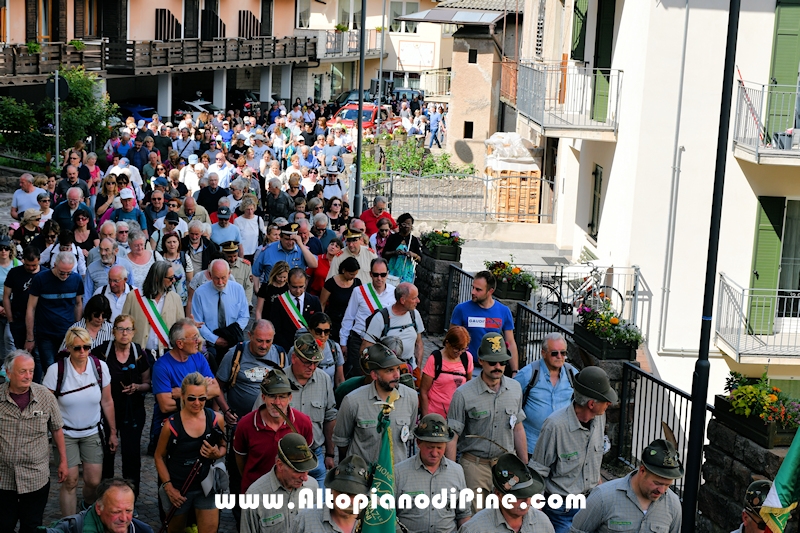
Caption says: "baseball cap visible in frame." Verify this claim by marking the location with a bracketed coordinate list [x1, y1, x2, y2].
[119, 188, 134, 200]
[217, 206, 232, 220]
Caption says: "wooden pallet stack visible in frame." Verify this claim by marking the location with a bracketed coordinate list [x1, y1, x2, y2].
[492, 169, 542, 223]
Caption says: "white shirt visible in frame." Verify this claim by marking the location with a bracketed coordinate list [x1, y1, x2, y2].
[180, 167, 200, 195]
[364, 306, 425, 369]
[339, 282, 396, 345]
[94, 283, 131, 322]
[208, 162, 236, 188]
[43, 358, 111, 438]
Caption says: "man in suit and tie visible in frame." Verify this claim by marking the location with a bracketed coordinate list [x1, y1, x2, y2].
[271, 267, 322, 352]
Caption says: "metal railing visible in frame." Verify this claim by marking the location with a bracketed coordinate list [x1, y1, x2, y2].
[514, 302, 574, 367]
[530, 263, 643, 329]
[733, 81, 800, 156]
[715, 273, 800, 358]
[362, 171, 555, 223]
[516, 61, 623, 132]
[320, 29, 380, 58]
[420, 69, 451, 97]
[444, 266, 474, 326]
[104, 36, 315, 73]
[617, 362, 714, 499]
[500, 57, 518, 104]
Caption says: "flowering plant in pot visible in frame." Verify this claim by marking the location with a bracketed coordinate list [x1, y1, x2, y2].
[573, 299, 642, 360]
[421, 228, 463, 261]
[484, 257, 537, 299]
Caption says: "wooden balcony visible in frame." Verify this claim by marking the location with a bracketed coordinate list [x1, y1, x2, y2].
[104, 36, 317, 75]
[0, 42, 105, 85]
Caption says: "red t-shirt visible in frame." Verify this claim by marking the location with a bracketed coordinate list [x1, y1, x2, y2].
[308, 254, 331, 296]
[233, 406, 313, 492]
[359, 209, 397, 236]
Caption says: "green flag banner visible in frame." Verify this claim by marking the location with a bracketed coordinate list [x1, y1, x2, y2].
[761, 431, 800, 533]
[363, 408, 396, 533]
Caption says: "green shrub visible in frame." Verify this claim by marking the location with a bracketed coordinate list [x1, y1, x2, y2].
[68, 40, 86, 51]
[25, 42, 41, 54]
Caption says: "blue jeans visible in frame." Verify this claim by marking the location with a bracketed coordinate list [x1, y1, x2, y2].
[429, 127, 441, 148]
[36, 333, 61, 382]
[308, 446, 327, 489]
[543, 497, 581, 533]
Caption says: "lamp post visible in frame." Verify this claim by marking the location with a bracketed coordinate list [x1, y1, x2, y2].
[353, 0, 368, 216]
[681, 0, 741, 531]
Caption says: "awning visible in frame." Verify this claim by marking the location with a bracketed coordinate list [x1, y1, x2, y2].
[396, 8, 506, 25]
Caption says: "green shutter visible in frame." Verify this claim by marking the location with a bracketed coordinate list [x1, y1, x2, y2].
[571, 0, 588, 61]
[767, 1, 800, 137]
[748, 196, 785, 335]
[591, 0, 614, 123]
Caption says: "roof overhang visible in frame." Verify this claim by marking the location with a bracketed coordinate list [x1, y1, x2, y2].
[396, 8, 507, 25]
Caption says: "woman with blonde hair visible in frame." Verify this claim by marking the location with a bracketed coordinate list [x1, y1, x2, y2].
[95, 175, 119, 218]
[43, 327, 117, 515]
[155, 371, 225, 533]
[254, 261, 290, 321]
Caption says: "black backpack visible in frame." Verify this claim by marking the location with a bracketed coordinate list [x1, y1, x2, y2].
[522, 362, 577, 407]
[431, 349, 470, 381]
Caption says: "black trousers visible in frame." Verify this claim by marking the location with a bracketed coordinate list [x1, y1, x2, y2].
[0, 481, 50, 533]
[344, 331, 365, 379]
[103, 400, 147, 497]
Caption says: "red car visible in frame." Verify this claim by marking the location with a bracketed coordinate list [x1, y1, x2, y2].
[333, 103, 399, 131]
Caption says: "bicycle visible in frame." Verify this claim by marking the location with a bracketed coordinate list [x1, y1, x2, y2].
[536, 262, 625, 321]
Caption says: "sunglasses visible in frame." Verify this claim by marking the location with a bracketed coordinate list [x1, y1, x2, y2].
[371, 272, 388, 278]
[71, 344, 92, 352]
[39, 199, 51, 202]
[117, 230, 129, 234]
[168, 204, 179, 208]
[106, 181, 116, 185]
[487, 360, 508, 367]
[46, 234, 57, 240]
[314, 327, 331, 336]
[0, 247, 11, 252]
[548, 350, 568, 357]
[186, 396, 207, 403]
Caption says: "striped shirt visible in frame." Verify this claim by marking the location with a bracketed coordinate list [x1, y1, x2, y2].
[59, 319, 115, 352]
[0, 382, 64, 493]
[570, 472, 681, 533]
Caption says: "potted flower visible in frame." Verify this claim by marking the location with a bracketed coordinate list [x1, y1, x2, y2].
[335, 23, 349, 33]
[393, 125, 407, 142]
[714, 372, 800, 449]
[574, 299, 643, 360]
[421, 228, 463, 261]
[376, 26, 387, 32]
[378, 132, 393, 147]
[484, 259, 537, 300]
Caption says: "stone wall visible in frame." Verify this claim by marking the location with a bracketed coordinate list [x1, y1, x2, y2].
[697, 419, 798, 533]
[415, 254, 461, 334]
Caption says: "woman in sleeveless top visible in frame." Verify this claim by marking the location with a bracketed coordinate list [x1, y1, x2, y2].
[155, 372, 225, 533]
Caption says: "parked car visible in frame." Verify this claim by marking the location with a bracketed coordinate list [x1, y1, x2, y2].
[228, 90, 262, 114]
[325, 89, 374, 118]
[392, 87, 424, 104]
[173, 99, 223, 123]
[116, 103, 163, 125]
[333, 103, 399, 131]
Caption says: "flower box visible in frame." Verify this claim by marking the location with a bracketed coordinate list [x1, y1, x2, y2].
[573, 322, 637, 361]
[378, 138, 391, 147]
[394, 132, 407, 143]
[714, 395, 798, 449]
[423, 244, 461, 262]
[494, 281, 532, 301]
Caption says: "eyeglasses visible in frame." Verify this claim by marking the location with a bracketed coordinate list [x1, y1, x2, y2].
[0, 247, 11, 252]
[548, 350, 568, 357]
[46, 234, 57, 240]
[71, 344, 92, 352]
[157, 167, 166, 171]
[39, 199, 51, 202]
[114, 327, 134, 333]
[164, 275, 177, 281]
[117, 230, 129, 234]
[371, 272, 388, 278]
[168, 203, 179, 208]
[299, 358, 319, 367]
[332, 203, 341, 207]
[487, 360, 508, 367]
[186, 396, 207, 403]
[106, 181, 116, 185]
[314, 327, 331, 336]
[179, 335, 200, 343]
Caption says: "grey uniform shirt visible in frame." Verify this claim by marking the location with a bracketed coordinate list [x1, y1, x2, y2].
[395, 454, 471, 533]
[292, 506, 353, 533]
[332, 382, 418, 464]
[458, 506, 554, 533]
[288, 366, 338, 449]
[216, 342, 285, 416]
[241, 468, 319, 533]
[447, 374, 526, 459]
[570, 472, 681, 533]
[530, 404, 605, 497]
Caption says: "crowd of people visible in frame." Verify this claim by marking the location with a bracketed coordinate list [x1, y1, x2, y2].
[0, 99, 711, 533]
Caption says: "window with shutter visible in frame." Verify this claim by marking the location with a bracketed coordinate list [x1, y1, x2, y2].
[767, 0, 800, 137]
[25, 0, 36, 43]
[260, 0, 272, 36]
[535, 0, 545, 59]
[571, 0, 588, 61]
[748, 196, 786, 334]
[591, 0, 615, 122]
[74, 0, 84, 38]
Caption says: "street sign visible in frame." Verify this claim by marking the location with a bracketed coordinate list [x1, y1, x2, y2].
[45, 77, 69, 100]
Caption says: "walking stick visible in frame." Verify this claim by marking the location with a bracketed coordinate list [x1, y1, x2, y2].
[158, 425, 225, 533]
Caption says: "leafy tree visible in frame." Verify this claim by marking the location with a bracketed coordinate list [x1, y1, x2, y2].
[0, 97, 49, 153]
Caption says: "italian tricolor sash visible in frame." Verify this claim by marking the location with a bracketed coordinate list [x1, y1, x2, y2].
[133, 288, 170, 347]
[278, 293, 308, 329]
[359, 283, 384, 314]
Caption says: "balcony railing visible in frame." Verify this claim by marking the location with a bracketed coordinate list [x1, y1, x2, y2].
[294, 29, 379, 59]
[732, 81, 800, 163]
[500, 57, 518, 104]
[0, 42, 104, 83]
[420, 68, 451, 98]
[516, 61, 623, 138]
[715, 273, 800, 359]
[104, 36, 316, 74]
